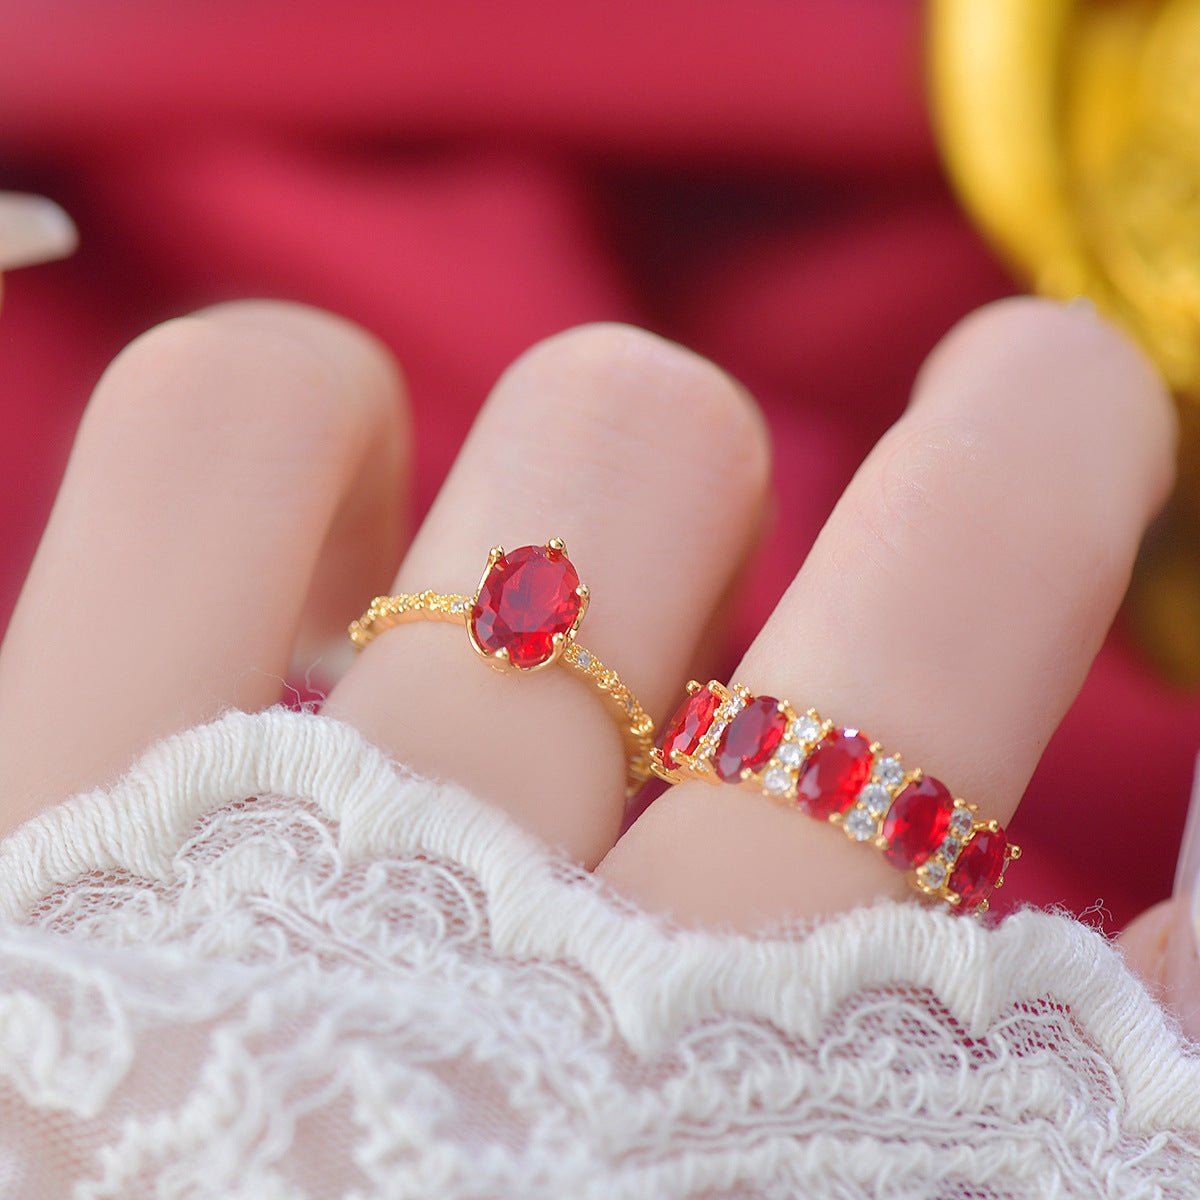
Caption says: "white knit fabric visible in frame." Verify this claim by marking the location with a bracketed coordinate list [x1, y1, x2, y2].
[1, 708, 1199, 1199]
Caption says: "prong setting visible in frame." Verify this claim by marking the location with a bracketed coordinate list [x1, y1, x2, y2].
[651, 679, 1021, 914]
[347, 538, 654, 800]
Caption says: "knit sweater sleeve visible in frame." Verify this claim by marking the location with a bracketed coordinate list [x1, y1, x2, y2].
[0, 707, 1197, 1199]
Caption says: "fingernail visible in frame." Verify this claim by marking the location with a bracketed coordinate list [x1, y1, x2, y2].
[0, 192, 78, 271]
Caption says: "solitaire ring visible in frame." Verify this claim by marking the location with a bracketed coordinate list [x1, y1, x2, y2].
[348, 538, 654, 797]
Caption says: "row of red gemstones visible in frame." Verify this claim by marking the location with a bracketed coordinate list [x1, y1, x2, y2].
[657, 684, 1014, 910]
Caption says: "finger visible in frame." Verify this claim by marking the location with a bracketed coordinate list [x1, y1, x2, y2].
[0, 301, 408, 834]
[600, 298, 1176, 926]
[324, 323, 770, 867]
[0, 191, 77, 277]
[1120, 763, 1200, 1042]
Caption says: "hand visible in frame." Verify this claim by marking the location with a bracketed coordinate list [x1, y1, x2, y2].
[0, 212, 1193, 1034]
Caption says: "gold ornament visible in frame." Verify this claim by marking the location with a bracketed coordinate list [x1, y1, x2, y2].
[928, 0, 1200, 684]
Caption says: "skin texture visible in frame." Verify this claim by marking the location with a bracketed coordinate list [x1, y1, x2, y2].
[322, 323, 771, 864]
[0, 284, 1196, 1038]
[0, 302, 407, 828]
[598, 299, 1177, 924]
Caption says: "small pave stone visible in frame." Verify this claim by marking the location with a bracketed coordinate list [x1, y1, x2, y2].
[576, 650, 592, 668]
[763, 766, 793, 796]
[919, 860, 947, 889]
[776, 741, 805, 769]
[873, 757, 905, 788]
[860, 784, 893, 816]
[790, 715, 822, 744]
[949, 807, 974, 838]
[845, 807, 877, 841]
[939, 836, 962, 860]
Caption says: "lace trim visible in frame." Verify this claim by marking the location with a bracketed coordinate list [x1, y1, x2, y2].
[1, 706, 1198, 1140]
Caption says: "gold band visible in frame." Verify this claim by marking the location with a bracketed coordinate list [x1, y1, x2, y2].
[348, 580, 654, 798]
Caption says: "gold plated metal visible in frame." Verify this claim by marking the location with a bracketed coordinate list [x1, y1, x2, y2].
[348, 539, 654, 798]
[654, 679, 1021, 913]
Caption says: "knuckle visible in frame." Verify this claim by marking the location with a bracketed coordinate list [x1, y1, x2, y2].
[853, 418, 982, 566]
[859, 411, 1124, 610]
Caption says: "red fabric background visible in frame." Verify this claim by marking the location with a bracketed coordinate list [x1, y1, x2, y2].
[0, 0, 1196, 929]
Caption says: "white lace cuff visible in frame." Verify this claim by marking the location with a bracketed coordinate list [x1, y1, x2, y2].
[1, 707, 1198, 1198]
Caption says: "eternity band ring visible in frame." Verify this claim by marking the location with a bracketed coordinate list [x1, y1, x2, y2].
[348, 538, 655, 797]
[653, 678, 1021, 913]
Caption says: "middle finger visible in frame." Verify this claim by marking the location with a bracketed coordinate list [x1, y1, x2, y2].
[324, 323, 770, 866]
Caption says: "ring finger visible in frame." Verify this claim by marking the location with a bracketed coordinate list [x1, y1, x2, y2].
[599, 299, 1177, 926]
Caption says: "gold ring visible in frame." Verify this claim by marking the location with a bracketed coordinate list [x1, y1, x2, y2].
[652, 679, 1021, 913]
[348, 538, 654, 797]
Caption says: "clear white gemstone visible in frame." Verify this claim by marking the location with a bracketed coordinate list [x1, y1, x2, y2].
[705, 721, 728, 745]
[845, 807, 877, 841]
[874, 756, 904, 787]
[949, 808, 973, 837]
[724, 695, 746, 717]
[939, 836, 962, 860]
[790, 714, 822, 744]
[576, 650, 592, 668]
[859, 784, 893, 816]
[450, 599, 465, 613]
[776, 741, 805, 769]
[920, 860, 947, 888]
[763, 766, 793, 796]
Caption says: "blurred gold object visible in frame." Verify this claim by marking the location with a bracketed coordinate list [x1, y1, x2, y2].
[928, 0, 1200, 685]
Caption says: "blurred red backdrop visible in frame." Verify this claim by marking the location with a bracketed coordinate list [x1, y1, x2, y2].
[0, 0, 1195, 929]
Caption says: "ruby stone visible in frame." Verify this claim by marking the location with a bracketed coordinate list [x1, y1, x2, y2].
[882, 776, 953, 869]
[469, 544, 582, 670]
[660, 686, 720, 769]
[714, 696, 786, 781]
[795, 729, 873, 819]
[948, 828, 1009, 908]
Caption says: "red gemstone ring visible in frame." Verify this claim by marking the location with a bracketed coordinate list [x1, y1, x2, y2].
[347, 538, 654, 797]
[652, 679, 1021, 913]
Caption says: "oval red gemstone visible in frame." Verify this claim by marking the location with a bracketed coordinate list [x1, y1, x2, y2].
[881, 776, 953, 869]
[948, 828, 1009, 908]
[659, 686, 720, 769]
[795, 728, 873, 819]
[714, 696, 786, 782]
[469, 544, 582, 670]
